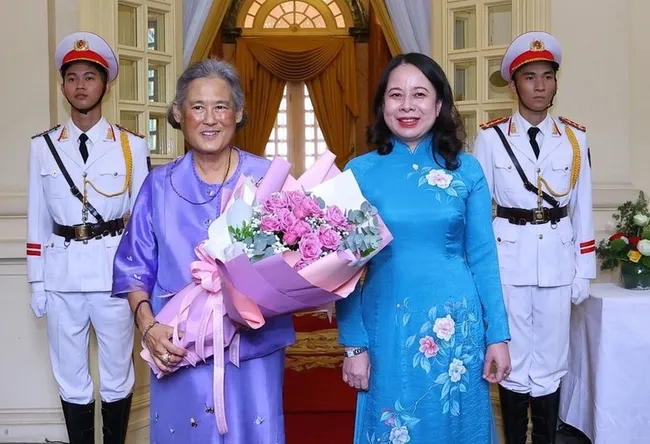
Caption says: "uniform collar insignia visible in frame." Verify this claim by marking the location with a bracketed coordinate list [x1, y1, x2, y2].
[551, 119, 562, 136]
[58, 125, 69, 142]
[105, 125, 116, 141]
[508, 118, 517, 136]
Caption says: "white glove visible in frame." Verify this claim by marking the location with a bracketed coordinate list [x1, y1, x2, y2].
[30, 290, 48, 318]
[571, 277, 590, 305]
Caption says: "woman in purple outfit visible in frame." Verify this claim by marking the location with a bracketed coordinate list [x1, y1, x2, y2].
[112, 59, 295, 443]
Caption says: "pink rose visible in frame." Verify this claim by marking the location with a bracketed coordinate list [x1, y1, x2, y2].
[283, 231, 299, 246]
[418, 336, 439, 358]
[285, 190, 306, 207]
[290, 220, 312, 238]
[324, 206, 348, 229]
[260, 215, 281, 233]
[262, 192, 290, 213]
[283, 220, 311, 245]
[317, 225, 341, 251]
[276, 208, 298, 231]
[299, 233, 323, 262]
[294, 196, 323, 219]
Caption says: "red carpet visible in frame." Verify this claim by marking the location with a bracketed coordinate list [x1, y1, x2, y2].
[284, 312, 357, 444]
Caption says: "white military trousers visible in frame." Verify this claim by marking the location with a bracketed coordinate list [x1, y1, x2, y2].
[499, 284, 572, 397]
[46, 291, 135, 404]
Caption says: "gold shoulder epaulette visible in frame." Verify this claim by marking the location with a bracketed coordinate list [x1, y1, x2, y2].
[479, 116, 509, 130]
[116, 124, 145, 139]
[31, 124, 61, 139]
[559, 116, 586, 132]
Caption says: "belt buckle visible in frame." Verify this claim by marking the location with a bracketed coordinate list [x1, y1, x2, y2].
[532, 208, 546, 224]
[74, 224, 92, 241]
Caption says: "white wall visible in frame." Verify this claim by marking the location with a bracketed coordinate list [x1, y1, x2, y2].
[549, 0, 645, 283]
[0, 1, 76, 441]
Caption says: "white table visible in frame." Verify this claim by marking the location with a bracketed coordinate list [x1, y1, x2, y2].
[560, 283, 650, 444]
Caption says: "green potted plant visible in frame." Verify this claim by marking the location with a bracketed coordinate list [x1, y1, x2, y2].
[597, 192, 650, 289]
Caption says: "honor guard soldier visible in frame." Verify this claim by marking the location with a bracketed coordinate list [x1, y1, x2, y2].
[26, 32, 150, 443]
[473, 32, 595, 444]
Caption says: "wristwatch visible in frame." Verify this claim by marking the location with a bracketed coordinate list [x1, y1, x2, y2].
[344, 346, 368, 358]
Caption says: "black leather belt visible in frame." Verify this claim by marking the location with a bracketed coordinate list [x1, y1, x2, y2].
[496, 205, 568, 225]
[53, 217, 127, 241]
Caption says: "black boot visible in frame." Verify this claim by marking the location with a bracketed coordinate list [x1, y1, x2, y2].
[101, 393, 132, 444]
[60, 399, 95, 444]
[530, 390, 560, 444]
[498, 385, 530, 444]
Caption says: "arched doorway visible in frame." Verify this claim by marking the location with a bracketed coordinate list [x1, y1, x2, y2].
[228, 2, 365, 442]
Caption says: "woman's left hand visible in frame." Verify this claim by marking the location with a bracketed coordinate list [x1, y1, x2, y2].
[482, 341, 511, 383]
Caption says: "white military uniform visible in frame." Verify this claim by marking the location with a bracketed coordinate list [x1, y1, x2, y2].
[474, 110, 596, 397]
[27, 117, 150, 404]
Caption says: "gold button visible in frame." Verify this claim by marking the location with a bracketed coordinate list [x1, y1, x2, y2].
[539, 234, 543, 239]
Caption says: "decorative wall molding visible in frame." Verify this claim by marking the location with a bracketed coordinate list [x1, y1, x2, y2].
[518, 0, 551, 33]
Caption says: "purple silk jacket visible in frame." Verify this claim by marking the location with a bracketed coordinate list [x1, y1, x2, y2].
[112, 148, 295, 362]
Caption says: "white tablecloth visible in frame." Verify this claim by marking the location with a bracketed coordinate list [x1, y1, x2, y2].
[560, 283, 650, 444]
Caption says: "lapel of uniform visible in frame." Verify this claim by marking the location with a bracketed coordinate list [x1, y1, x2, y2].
[56, 121, 85, 169]
[537, 116, 563, 165]
[505, 115, 537, 164]
[84, 118, 116, 169]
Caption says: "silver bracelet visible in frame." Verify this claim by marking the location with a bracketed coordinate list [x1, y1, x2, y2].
[344, 346, 367, 358]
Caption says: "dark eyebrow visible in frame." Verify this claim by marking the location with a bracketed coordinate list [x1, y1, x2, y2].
[521, 70, 554, 76]
[65, 71, 97, 77]
[413, 86, 430, 93]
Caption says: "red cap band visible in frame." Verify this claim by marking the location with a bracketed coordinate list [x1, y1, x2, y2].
[61, 50, 109, 72]
[509, 49, 555, 76]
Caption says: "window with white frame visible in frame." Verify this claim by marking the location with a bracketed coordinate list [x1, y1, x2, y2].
[265, 83, 328, 175]
[116, 0, 182, 164]
[436, 0, 517, 151]
[241, 0, 349, 175]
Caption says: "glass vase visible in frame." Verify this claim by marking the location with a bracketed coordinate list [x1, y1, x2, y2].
[620, 261, 650, 290]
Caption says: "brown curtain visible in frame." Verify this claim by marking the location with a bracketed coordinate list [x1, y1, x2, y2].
[234, 37, 359, 168]
[368, 3, 394, 144]
[368, 0, 402, 57]
[190, 0, 234, 64]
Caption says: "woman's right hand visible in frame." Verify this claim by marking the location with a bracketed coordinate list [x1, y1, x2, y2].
[342, 351, 370, 391]
[143, 323, 187, 373]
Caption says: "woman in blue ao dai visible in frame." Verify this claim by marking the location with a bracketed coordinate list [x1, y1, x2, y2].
[336, 53, 512, 443]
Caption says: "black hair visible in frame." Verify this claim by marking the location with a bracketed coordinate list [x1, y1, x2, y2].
[367, 53, 465, 171]
[60, 61, 109, 86]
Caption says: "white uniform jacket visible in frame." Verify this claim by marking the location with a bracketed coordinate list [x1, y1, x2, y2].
[26, 118, 150, 293]
[473, 112, 596, 287]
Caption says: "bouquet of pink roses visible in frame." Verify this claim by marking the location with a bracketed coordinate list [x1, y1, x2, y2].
[229, 189, 382, 272]
[141, 150, 392, 434]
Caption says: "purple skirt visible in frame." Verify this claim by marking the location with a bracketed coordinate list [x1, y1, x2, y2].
[150, 348, 286, 444]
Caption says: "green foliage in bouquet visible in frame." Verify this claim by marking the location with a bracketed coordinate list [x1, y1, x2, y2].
[596, 191, 650, 271]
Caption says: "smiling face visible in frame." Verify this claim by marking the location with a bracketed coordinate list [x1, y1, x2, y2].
[511, 60, 557, 112]
[382, 63, 441, 148]
[172, 76, 243, 154]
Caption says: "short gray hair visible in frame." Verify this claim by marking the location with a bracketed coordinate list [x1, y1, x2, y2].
[167, 58, 247, 131]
